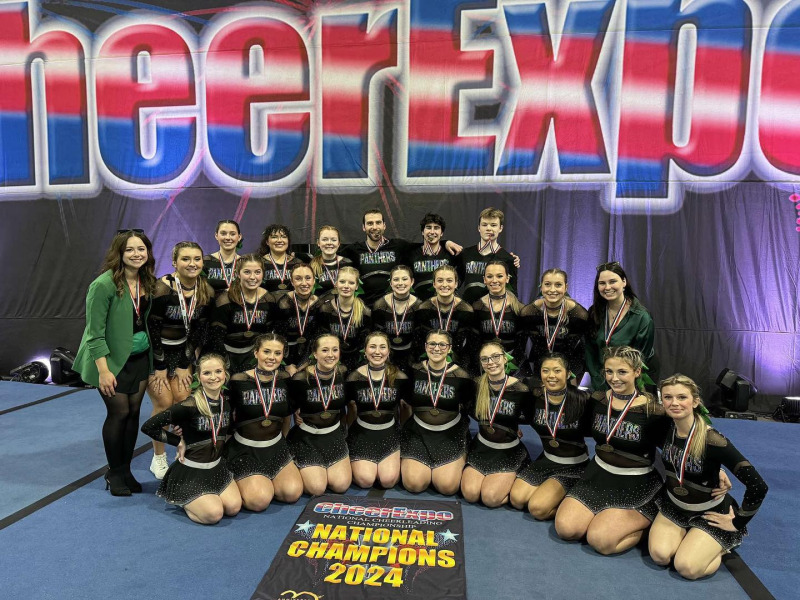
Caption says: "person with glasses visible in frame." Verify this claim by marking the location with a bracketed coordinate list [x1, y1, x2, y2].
[510, 353, 592, 520]
[74, 229, 157, 496]
[585, 262, 657, 391]
[203, 220, 243, 298]
[520, 269, 589, 383]
[258, 224, 301, 296]
[461, 342, 531, 507]
[309, 225, 353, 301]
[371, 265, 420, 373]
[400, 330, 475, 495]
[345, 332, 409, 489]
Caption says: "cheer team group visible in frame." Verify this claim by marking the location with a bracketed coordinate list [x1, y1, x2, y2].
[72, 208, 768, 581]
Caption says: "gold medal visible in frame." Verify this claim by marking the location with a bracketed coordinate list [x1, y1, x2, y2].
[430, 408, 440, 416]
[372, 410, 381, 418]
[321, 411, 331, 419]
[278, 283, 287, 290]
[243, 331, 254, 339]
[598, 443, 614, 453]
[548, 439, 559, 448]
[297, 336, 307, 345]
[673, 486, 689, 497]
[261, 419, 272, 427]
[393, 336, 403, 345]
[487, 426, 495, 434]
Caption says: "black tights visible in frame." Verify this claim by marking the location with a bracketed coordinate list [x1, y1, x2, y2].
[101, 380, 147, 469]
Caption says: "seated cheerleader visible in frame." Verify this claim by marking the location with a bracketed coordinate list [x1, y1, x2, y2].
[287, 334, 352, 495]
[461, 342, 531, 507]
[649, 374, 768, 579]
[554, 346, 668, 554]
[400, 330, 475, 495]
[140, 353, 241, 524]
[345, 332, 409, 489]
[226, 334, 303, 511]
[510, 353, 591, 519]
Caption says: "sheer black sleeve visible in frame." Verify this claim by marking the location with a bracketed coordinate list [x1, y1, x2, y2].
[147, 281, 172, 371]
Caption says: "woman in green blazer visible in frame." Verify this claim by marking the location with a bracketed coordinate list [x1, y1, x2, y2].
[74, 230, 157, 496]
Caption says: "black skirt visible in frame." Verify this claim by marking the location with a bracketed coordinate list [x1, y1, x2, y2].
[115, 350, 150, 394]
[162, 344, 190, 377]
[400, 414, 471, 469]
[156, 458, 234, 507]
[517, 452, 589, 492]
[466, 434, 530, 475]
[347, 419, 401, 464]
[287, 423, 349, 469]
[567, 457, 663, 521]
[224, 433, 294, 480]
[659, 494, 745, 552]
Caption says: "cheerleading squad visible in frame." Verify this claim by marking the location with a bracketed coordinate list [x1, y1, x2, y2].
[72, 209, 767, 580]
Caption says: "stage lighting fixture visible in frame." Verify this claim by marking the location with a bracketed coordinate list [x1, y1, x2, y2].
[774, 397, 800, 423]
[714, 368, 757, 412]
[50, 347, 80, 385]
[9, 361, 49, 384]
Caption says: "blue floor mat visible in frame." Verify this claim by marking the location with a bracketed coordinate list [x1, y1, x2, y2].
[0, 382, 75, 412]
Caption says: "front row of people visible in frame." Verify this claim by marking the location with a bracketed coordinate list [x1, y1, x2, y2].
[137, 334, 767, 580]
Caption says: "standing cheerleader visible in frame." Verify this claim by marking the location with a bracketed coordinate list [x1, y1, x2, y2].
[208, 254, 276, 374]
[274, 263, 320, 374]
[74, 230, 157, 496]
[520, 269, 589, 382]
[140, 353, 241, 525]
[226, 334, 303, 511]
[309, 225, 352, 301]
[287, 335, 352, 495]
[346, 332, 408, 489]
[472, 262, 526, 373]
[649, 375, 767, 579]
[401, 330, 475, 495]
[555, 346, 668, 555]
[461, 342, 531, 507]
[147, 241, 215, 479]
[371, 265, 420, 373]
[585, 262, 657, 391]
[407, 213, 455, 300]
[259, 224, 301, 296]
[315, 267, 372, 371]
[203, 220, 242, 298]
[510, 354, 591, 520]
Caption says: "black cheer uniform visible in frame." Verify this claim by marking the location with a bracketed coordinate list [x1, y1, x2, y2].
[207, 290, 276, 373]
[261, 254, 301, 297]
[408, 244, 455, 300]
[518, 386, 592, 491]
[312, 256, 353, 301]
[340, 238, 412, 305]
[659, 423, 768, 551]
[466, 378, 531, 475]
[273, 293, 319, 369]
[148, 277, 213, 376]
[141, 395, 233, 506]
[287, 366, 349, 468]
[203, 253, 239, 299]
[225, 370, 294, 480]
[472, 294, 527, 374]
[401, 364, 475, 468]
[117, 294, 151, 393]
[345, 369, 409, 463]
[568, 393, 669, 520]
[371, 295, 420, 373]
[456, 245, 518, 304]
[313, 300, 372, 371]
[412, 298, 476, 373]
[520, 300, 589, 379]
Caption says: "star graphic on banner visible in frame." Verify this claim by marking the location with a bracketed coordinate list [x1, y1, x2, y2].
[295, 520, 315, 534]
[440, 529, 459, 542]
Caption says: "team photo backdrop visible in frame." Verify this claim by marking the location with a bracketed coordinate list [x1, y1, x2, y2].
[1, 0, 798, 404]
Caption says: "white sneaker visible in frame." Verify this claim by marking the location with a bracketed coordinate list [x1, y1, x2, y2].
[149, 453, 169, 480]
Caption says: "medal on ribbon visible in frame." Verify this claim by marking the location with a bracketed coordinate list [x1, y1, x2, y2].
[544, 389, 568, 448]
[489, 293, 508, 339]
[254, 368, 278, 427]
[671, 419, 698, 497]
[203, 389, 225, 446]
[600, 391, 638, 452]
[604, 300, 628, 346]
[335, 301, 353, 343]
[436, 300, 455, 331]
[391, 295, 410, 344]
[240, 289, 258, 335]
[220, 254, 237, 288]
[426, 364, 448, 416]
[478, 239, 499, 254]
[543, 301, 567, 352]
[268, 254, 289, 289]
[367, 367, 387, 416]
[128, 277, 142, 326]
[293, 293, 311, 344]
[175, 278, 198, 333]
[314, 368, 337, 419]
[486, 376, 509, 434]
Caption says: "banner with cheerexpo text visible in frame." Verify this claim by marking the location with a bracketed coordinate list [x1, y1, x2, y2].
[252, 495, 466, 600]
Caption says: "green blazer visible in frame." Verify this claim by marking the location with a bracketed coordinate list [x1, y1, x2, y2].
[73, 270, 153, 388]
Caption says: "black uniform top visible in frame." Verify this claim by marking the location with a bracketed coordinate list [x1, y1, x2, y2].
[468, 377, 531, 445]
[228, 369, 292, 441]
[407, 363, 475, 426]
[521, 300, 589, 376]
[471, 294, 527, 371]
[345, 368, 409, 425]
[340, 238, 413, 305]
[456, 245, 518, 304]
[314, 300, 372, 371]
[288, 365, 349, 428]
[312, 256, 353, 301]
[371, 295, 420, 355]
[148, 276, 214, 371]
[661, 423, 768, 529]
[203, 253, 239, 298]
[273, 293, 320, 368]
[412, 298, 476, 372]
[207, 289, 276, 355]
[408, 244, 455, 300]
[261, 254, 302, 296]
[528, 385, 592, 459]
[141, 395, 231, 463]
[589, 393, 669, 469]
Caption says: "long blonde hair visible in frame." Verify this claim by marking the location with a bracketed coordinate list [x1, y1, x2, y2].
[475, 341, 506, 422]
[311, 225, 341, 278]
[336, 266, 365, 327]
[659, 373, 707, 461]
[192, 353, 228, 418]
